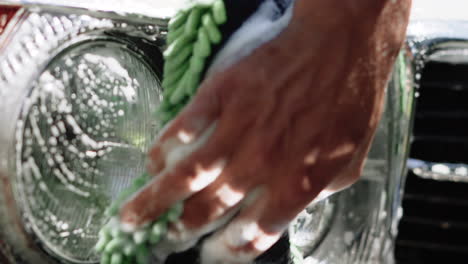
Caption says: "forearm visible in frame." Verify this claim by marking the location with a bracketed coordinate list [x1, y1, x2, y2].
[266, 0, 411, 79]
[257, 0, 412, 144]
[285, 0, 412, 81]
[292, 0, 399, 28]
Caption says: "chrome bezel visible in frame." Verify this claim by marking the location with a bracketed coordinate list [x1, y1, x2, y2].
[1, 0, 184, 19]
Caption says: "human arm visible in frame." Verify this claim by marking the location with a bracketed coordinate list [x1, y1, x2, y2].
[119, 0, 412, 262]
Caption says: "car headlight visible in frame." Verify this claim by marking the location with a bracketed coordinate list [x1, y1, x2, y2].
[17, 41, 163, 262]
[0, 4, 166, 263]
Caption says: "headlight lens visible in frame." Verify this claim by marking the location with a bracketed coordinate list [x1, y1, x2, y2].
[16, 41, 162, 263]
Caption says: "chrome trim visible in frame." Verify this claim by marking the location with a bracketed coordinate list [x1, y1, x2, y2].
[406, 20, 468, 183]
[0, 0, 184, 19]
[408, 159, 468, 182]
[407, 20, 468, 71]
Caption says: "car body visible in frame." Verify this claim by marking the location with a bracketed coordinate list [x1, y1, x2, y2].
[1, 0, 459, 263]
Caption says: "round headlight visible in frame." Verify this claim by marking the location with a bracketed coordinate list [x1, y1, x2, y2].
[15, 41, 162, 263]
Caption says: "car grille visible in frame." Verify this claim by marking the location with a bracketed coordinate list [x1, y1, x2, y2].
[395, 61, 468, 263]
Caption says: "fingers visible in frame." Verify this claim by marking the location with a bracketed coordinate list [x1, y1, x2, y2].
[200, 181, 319, 264]
[147, 89, 221, 175]
[158, 162, 260, 257]
[200, 197, 279, 264]
[152, 209, 240, 262]
[119, 124, 227, 230]
[177, 182, 246, 230]
[174, 152, 263, 228]
[121, 83, 251, 230]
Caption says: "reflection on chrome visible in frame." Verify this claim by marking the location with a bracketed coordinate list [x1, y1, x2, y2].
[409, 159, 468, 182]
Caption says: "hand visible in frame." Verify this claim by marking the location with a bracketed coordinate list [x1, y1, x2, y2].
[120, 1, 411, 263]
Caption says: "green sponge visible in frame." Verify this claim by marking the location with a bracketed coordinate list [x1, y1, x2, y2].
[95, 203, 182, 264]
[157, 0, 227, 125]
[96, 1, 227, 263]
